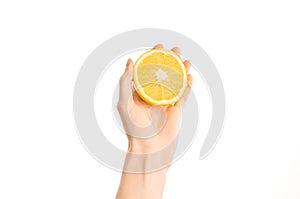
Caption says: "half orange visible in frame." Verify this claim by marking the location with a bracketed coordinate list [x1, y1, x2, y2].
[133, 48, 188, 105]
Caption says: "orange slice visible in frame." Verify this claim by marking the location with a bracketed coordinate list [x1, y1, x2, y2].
[133, 48, 187, 105]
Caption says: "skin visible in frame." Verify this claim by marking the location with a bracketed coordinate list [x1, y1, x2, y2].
[116, 44, 193, 199]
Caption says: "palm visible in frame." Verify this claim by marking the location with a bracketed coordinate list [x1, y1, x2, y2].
[126, 97, 181, 153]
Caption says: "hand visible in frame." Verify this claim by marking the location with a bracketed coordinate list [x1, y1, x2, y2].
[117, 44, 193, 155]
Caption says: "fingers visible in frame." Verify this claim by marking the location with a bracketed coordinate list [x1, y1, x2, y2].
[170, 47, 192, 106]
[170, 46, 191, 72]
[184, 60, 191, 72]
[171, 47, 180, 54]
[153, 44, 163, 49]
[118, 59, 134, 109]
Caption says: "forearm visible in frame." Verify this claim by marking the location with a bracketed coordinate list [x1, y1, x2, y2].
[116, 169, 166, 199]
[116, 132, 176, 199]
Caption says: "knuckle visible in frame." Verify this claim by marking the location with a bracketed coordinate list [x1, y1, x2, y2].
[117, 101, 125, 112]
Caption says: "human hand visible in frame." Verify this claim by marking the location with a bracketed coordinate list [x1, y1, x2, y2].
[117, 44, 193, 155]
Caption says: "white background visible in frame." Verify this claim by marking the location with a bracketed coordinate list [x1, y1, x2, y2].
[0, 0, 299, 198]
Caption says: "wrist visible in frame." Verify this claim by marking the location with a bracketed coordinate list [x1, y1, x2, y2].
[116, 170, 167, 199]
[127, 139, 156, 154]
[125, 136, 177, 173]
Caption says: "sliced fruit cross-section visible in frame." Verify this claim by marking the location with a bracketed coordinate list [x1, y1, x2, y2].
[133, 48, 187, 105]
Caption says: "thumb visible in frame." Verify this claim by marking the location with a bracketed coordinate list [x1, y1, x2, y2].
[118, 59, 134, 109]
[124, 58, 133, 73]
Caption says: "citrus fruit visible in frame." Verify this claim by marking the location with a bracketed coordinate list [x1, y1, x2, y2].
[133, 48, 188, 105]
